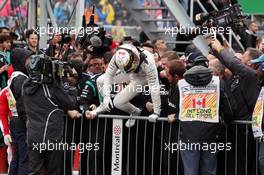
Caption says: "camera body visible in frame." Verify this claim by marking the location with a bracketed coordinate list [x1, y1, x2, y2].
[196, 4, 245, 29]
[60, 33, 71, 44]
[27, 54, 75, 84]
[77, 26, 112, 57]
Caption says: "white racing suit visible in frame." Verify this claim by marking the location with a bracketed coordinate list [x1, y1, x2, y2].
[96, 49, 161, 120]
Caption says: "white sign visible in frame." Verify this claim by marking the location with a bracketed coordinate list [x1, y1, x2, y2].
[111, 119, 123, 175]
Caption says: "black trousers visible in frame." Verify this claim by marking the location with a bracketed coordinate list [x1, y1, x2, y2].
[9, 116, 28, 175]
[28, 149, 63, 175]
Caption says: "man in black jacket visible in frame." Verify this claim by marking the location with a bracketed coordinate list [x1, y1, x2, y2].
[211, 38, 263, 175]
[22, 55, 80, 175]
[177, 51, 233, 175]
[8, 48, 33, 175]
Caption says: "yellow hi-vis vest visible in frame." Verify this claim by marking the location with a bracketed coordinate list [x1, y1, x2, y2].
[252, 87, 264, 139]
[178, 76, 220, 123]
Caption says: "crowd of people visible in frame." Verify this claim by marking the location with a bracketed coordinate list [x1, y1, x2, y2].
[0, 0, 264, 175]
[0, 18, 262, 175]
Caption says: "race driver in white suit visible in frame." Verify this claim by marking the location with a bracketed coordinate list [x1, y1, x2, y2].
[86, 44, 161, 127]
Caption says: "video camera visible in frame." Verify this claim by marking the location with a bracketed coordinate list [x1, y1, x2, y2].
[195, 4, 245, 29]
[27, 54, 79, 84]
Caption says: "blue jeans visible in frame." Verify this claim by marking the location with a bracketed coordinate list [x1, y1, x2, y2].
[259, 142, 264, 175]
[180, 149, 217, 175]
[9, 117, 28, 175]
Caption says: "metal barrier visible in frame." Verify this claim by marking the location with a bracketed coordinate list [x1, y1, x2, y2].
[62, 114, 260, 175]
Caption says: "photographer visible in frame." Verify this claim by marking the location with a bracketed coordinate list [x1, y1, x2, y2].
[211, 38, 264, 175]
[46, 33, 74, 60]
[22, 55, 80, 175]
[177, 51, 233, 175]
[211, 39, 262, 120]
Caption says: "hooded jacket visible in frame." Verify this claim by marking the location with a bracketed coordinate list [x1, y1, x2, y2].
[178, 65, 233, 143]
[9, 48, 33, 120]
[23, 79, 76, 146]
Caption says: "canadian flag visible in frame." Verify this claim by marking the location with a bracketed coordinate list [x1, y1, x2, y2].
[192, 98, 206, 108]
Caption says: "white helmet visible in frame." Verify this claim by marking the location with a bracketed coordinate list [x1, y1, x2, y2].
[115, 44, 140, 73]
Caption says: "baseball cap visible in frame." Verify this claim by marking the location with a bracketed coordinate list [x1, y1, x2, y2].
[251, 54, 264, 64]
[187, 51, 208, 64]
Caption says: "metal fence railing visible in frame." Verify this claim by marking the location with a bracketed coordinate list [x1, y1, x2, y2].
[62, 114, 260, 175]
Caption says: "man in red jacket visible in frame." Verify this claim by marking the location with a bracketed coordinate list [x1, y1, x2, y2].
[0, 86, 11, 173]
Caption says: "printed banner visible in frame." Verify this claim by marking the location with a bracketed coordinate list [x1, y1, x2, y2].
[252, 87, 264, 138]
[111, 119, 123, 175]
[178, 76, 220, 123]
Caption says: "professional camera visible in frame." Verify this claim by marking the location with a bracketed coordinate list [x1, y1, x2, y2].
[27, 54, 78, 84]
[78, 27, 112, 54]
[60, 33, 71, 44]
[77, 6, 112, 57]
[195, 4, 245, 29]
